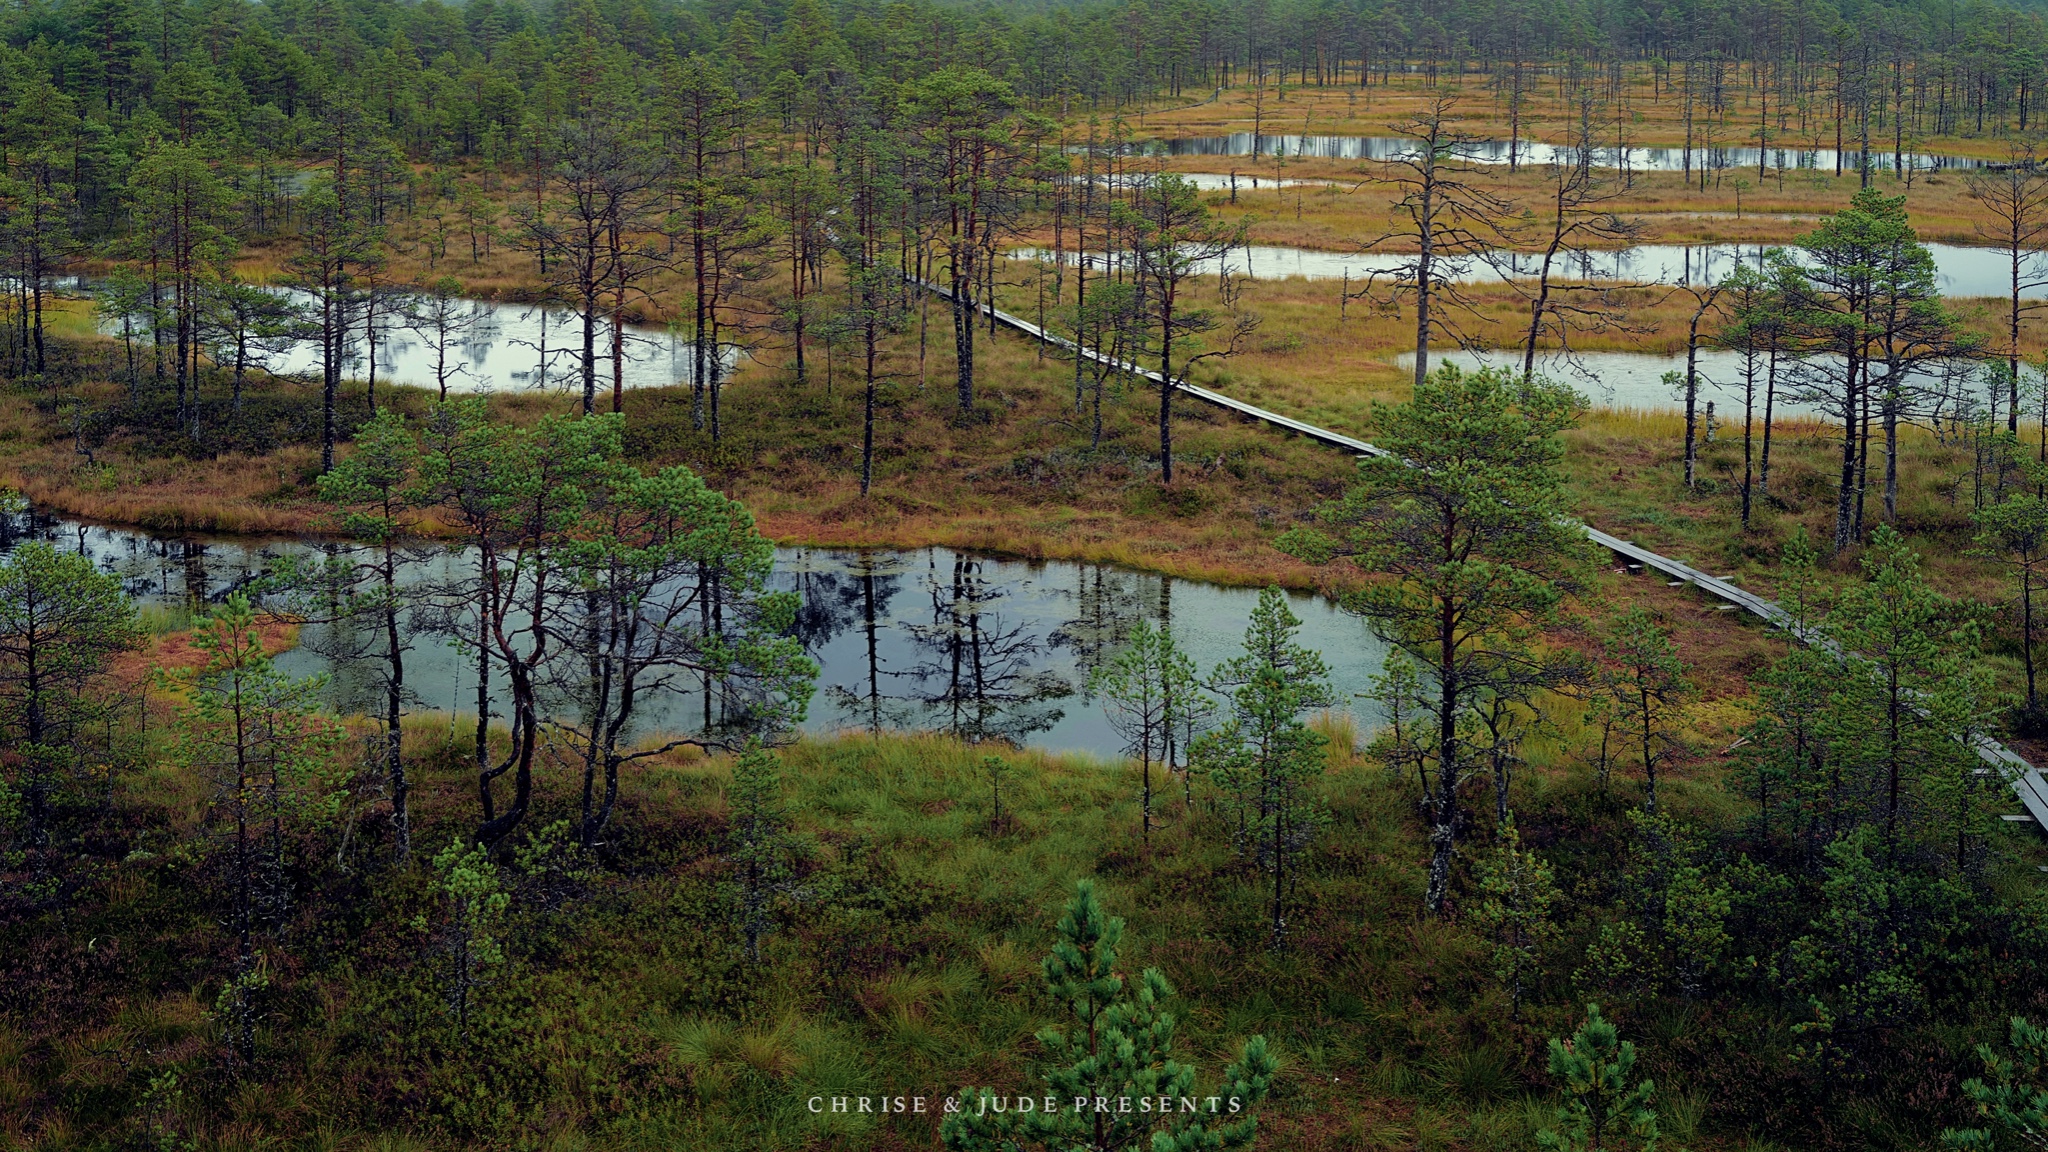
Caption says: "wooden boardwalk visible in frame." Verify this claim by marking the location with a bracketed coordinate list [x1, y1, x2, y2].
[918, 276, 2048, 832]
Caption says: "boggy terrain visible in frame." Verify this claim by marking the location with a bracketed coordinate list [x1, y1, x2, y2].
[11, 0, 2048, 1148]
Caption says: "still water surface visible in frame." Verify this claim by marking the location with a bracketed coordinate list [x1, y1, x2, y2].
[1144, 134, 1993, 173]
[1012, 242, 2041, 297]
[86, 286, 738, 396]
[0, 512, 1390, 756]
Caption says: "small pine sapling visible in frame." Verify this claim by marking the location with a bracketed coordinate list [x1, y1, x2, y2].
[172, 594, 343, 1065]
[727, 743, 804, 963]
[1604, 604, 1690, 814]
[414, 840, 509, 1038]
[1944, 1015, 2048, 1150]
[1193, 588, 1334, 950]
[1538, 1003, 1660, 1152]
[1624, 810, 1732, 1000]
[1090, 620, 1208, 847]
[982, 754, 1011, 835]
[1471, 819, 1562, 1019]
[942, 879, 1276, 1152]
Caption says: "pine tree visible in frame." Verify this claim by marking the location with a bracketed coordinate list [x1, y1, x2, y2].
[549, 451, 815, 850]
[1345, 93, 1520, 389]
[1280, 365, 1584, 915]
[1786, 827, 1964, 1071]
[0, 541, 141, 887]
[727, 743, 802, 963]
[415, 405, 622, 847]
[1973, 481, 2048, 724]
[1831, 525, 1985, 855]
[1603, 605, 1690, 815]
[1736, 529, 1845, 855]
[172, 595, 344, 1064]
[1621, 810, 1732, 1000]
[980, 754, 1011, 835]
[1366, 650, 1430, 796]
[1118, 172, 1256, 484]
[1537, 1004, 1660, 1152]
[902, 66, 1024, 414]
[942, 880, 1276, 1152]
[1470, 818, 1561, 1018]
[1090, 619, 1207, 847]
[1791, 189, 1978, 546]
[127, 141, 236, 435]
[287, 174, 381, 473]
[1944, 1016, 2048, 1150]
[1193, 588, 1333, 948]
[285, 409, 429, 863]
[401, 276, 494, 400]
[416, 839, 508, 1038]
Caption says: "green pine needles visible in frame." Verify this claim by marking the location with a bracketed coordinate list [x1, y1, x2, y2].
[942, 880, 1276, 1152]
[418, 840, 509, 1038]
[1945, 1015, 2048, 1150]
[1087, 619, 1209, 848]
[1192, 587, 1333, 951]
[1538, 1003, 1659, 1152]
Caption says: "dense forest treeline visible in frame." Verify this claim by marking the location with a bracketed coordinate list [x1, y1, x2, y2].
[11, 0, 2048, 170]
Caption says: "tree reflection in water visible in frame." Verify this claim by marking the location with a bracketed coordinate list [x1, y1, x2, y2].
[903, 554, 1072, 744]
[1052, 562, 1153, 694]
[822, 553, 914, 734]
[0, 518, 1390, 756]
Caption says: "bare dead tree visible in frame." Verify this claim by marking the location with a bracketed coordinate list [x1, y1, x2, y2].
[1344, 92, 1519, 389]
[1967, 146, 2048, 431]
[513, 106, 665, 415]
[1506, 88, 1647, 383]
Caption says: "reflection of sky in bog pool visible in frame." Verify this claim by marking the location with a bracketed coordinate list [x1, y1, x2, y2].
[1396, 349, 1992, 421]
[1396, 348, 1829, 414]
[0, 513, 1391, 757]
[1010, 242, 2047, 298]
[1090, 172, 1338, 191]
[93, 287, 737, 396]
[1141, 134, 1992, 173]
[249, 292, 738, 395]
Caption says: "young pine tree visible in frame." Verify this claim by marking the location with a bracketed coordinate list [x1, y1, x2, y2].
[1537, 1004, 1660, 1152]
[981, 754, 1011, 836]
[0, 541, 141, 887]
[1831, 525, 1989, 857]
[1193, 588, 1333, 950]
[416, 839, 508, 1039]
[1366, 650, 1430, 797]
[1735, 529, 1846, 855]
[1944, 1015, 2048, 1150]
[1089, 620, 1206, 848]
[1604, 605, 1691, 815]
[1622, 810, 1732, 1000]
[727, 743, 803, 963]
[942, 880, 1276, 1152]
[1786, 826, 1962, 1071]
[1471, 818, 1562, 1019]
[173, 594, 344, 1065]
[297, 409, 428, 863]
[1972, 480, 2048, 727]
[1279, 365, 1584, 915]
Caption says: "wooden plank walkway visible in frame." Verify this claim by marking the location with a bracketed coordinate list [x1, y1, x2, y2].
[916, 276, 2048, 832]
